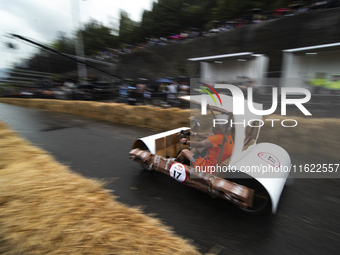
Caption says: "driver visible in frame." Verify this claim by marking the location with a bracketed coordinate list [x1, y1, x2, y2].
[176, 115, 233, 174]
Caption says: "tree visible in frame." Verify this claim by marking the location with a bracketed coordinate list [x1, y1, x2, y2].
[50, 32, 75, 55]
[80, 19, 119, 55]
[51, 20, 119, 57]
[119, 10, 139, 45]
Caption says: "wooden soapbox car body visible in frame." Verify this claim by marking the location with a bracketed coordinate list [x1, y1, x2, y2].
[129, 95, 291, 214]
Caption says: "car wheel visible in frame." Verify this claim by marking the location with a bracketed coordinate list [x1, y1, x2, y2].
[225, 177, 271, 215]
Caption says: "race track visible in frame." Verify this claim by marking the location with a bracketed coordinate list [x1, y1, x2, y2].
[0, 102, 339, 255]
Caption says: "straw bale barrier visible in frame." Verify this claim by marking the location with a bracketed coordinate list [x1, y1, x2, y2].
[0, 98, 339, 160]
[0, 121, 200, 254]
[258, 115, 340, 160]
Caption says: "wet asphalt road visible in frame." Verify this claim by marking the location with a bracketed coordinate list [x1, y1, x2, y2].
[0, 102, 339, 255]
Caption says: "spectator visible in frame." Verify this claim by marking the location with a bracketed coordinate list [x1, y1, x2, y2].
[158, 83, 168, 92]
[136, 83, 147, 93]
[136, 83, 147, 104]
[179, 82, 190, 95]
[119, 83, 129, 103]
[143, 89, 152, 105]
[167, 81, 178, 105]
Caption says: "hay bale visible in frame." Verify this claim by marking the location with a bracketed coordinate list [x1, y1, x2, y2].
[129, 105, 154, 117]
[0, 121, 200, 254]
[22, 98, 35, 108]
[149, 118, 170, 130]
[49, 100, 72, 113]
[105, 103, 128, 123]
[76, 101, 99, 118]
[144, 108, 189, 130]
[66, 101, 85, 115]
[118, 105, 136, 124]
[124, 115, 147, 127]
[29, 99, 48, 110]
[152, 107, 168, 120]
[0, 98, 18, 106]
[159, 108, 180, 119]
[72, 101, 101, 119]
[259, 115, 340, 160]
[2, 98, 339, 159]
[84, 102, 108, 121]
[94, 103, 116, 122]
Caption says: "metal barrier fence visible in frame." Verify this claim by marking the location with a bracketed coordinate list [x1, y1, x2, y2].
[117, 92, 191, 108]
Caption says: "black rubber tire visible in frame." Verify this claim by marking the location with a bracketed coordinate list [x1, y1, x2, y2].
[225, 176, 271, 215]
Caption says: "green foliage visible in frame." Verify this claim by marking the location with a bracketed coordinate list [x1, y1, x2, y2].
[51, 21, 119, 56]
[210, 0, 248, 21]
[48, 0, 298, 53]
[120, 0, 218, 44]
[310, 79, 340, 90]
[49, 0, 299, 50]
[117, 0, 297, 45]
[119, 11, 140, 45]
[310, 78, 327, 86]
[50, 32, 75, 55]
[80, 19, 119, 55]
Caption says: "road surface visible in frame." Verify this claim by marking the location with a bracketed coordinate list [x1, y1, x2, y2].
[0, 102, 339, 254]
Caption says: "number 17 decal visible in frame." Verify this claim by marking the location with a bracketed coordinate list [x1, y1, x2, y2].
[169, 162, 187, 182]
[173, 170, 182, 179]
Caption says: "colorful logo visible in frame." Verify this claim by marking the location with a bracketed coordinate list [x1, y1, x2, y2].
[258, 152, 281, 167]
[198, 82, 222, 106]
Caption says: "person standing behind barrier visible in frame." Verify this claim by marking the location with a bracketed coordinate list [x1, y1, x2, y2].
[179, 82, 190, 95]
[136, 83, 146, 105]
[63, 79, 74, 100]
[143, 88, 152, 105]
[119, 83, 129, 103]
[158, 83, 167, 92]
[157, 83, 168, 106]
[167, 81, 178, 105]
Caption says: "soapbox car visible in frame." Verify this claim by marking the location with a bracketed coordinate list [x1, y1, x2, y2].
[129, 95, 291, 214]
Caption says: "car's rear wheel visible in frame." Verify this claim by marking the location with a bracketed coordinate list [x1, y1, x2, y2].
[225, 176, 271, 215]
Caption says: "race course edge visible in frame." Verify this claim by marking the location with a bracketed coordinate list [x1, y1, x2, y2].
[0, 120, 200, 254]
[0, 98, 338, 160]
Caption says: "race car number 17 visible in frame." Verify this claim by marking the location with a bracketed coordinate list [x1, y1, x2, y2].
[169, 162, 187, 182]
